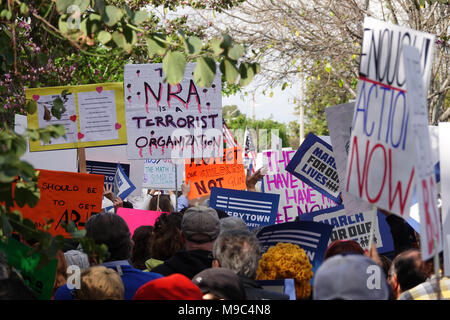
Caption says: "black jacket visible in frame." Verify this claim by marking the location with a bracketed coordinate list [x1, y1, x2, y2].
[150, 249, 213, 279]
[239, 276, 290, 300]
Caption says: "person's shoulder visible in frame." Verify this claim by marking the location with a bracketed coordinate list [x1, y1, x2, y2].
[53, 284, 73, 300]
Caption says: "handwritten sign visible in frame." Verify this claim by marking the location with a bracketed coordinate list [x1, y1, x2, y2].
[185, 147, 246, 199]
[209, 187, 279, 230]
[26, 82, 126, 151]
[261, 149, 339, 224]
[325, 103, 374, 215]
[404, 45, 441, 260]
[143, 159, 184, 190]
[257, 221, 333, 276]
[116, 207, 163, 237]
[285, 133, 342, 203]
[439, 123, 450, 275]
[345, 18, 435, 217]
[124, 63, 223, 159]
[15, 169, 104, 237]
[298, 205, 394, 253]
[0, 237, 58, 300]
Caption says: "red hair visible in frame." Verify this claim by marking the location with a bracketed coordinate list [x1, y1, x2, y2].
[324, 240, 364, 260]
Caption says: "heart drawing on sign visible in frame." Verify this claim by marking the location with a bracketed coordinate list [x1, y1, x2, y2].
[70, 115, 77, 122]
[78, 132, 85, 140]
[32, 95, 40, 101]
[115, 123, 122, 130]
[96, 86, 103, 94]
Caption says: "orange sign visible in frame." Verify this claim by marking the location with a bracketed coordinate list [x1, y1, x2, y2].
[185, 147, 246, 199]
[15, 169, 104, 237]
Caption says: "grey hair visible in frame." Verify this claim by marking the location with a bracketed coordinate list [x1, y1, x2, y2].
[219, 216, 249, 233]
[213, 229, 261, 279]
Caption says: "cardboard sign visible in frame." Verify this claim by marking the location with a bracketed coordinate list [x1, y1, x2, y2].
[257, 221, 333, 276]
[15, 169, 104, 237]
[325, 103, 374, 215]
[86, 160, 131, 189]
[285, 133, 342, 203]
[345, 18, 435, 217]
[185, 147, 246, 199]
[25, 82, 126, 151]
[209, 187, 279, 230]
[0, 237, 57, 300]
[142, 159, 184, 190]
[260, 149, 339, 224]
[114, 164, 136, 200]
[116, 207, 163, 237]
[124, 63, 223, 159]
[404, 46, 441, 260]
[298, 205, 394, 254]
[14, 114, 78, 173]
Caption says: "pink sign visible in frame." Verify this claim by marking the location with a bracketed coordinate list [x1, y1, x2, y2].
[117, 208, 163, 236]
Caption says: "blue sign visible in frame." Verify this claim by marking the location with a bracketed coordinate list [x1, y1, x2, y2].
[297, 205, 394, 254]
[285, 132, 342, 204]
[209, 187, 279, 230]
[86, 160, 130, 189]
[256, 221, 333, 277]
[114, 163, 136, 201]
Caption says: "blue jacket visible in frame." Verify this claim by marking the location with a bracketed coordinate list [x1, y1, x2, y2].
[54, 260, 163, 300]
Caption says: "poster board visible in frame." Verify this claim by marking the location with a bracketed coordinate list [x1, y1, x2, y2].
[116, 207, 163, 237]
[142, 159, 184, 190]
[25, 82, 126, 151]
[124, 63, 223, 159]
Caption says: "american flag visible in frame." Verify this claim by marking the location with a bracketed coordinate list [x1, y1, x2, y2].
[222, 120, 238, 148]
[244, 126, 257, 173]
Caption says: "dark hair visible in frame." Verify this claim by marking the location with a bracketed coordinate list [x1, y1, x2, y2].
[149, 212, 183, 261]
[0, 278, 37, 300]
[323, 240, 364, 260]
[130, 226, 154, 270]
[392, 249, 427, 292]
[85, 213, 131, 262]
[149, 194, 174, 212]
[123, 201, 134, 209]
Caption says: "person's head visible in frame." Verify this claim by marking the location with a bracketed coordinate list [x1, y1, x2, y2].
[256, 243, 314, 300]
[133, 273, 203, 300]
[85, 212, 131, 263]
[388, 249, 427, 298]
[181, 206, 220, 251]
[313, 254, 389, 300]
[212, 229, 261, 279]
[74, 266, 124, 300]
[64, 250, 90, 271]
[149, 194, 174, 212]
[192, 267, 247, 300]
[150, 212, 183, 261]
[219, 216, 249, 234]
[324, 240, 364, 260]
[130, 225, 154, 270]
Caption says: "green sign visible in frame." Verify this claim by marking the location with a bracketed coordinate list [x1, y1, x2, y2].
[0, 237, 57, 300]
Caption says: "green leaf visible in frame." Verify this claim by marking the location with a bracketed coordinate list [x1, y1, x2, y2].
[112, 31, 132, 52]
[147, 35, 167, 57]
[58, 15, 69, 34]
[51, 97, 66, 119]
[220, 59, 239, 84]
[102, 5, 123, 27]
[162, 51, 186, 85]
[185, 36, 202, 55]
[239, 63, 259, 86]
[26, 100, 37, 115]
[210, 38, 224, 55]
[228, 44, 245, 60]
[194, 57, 217, 88]
[282, 82, 288, 91]
[20, 3, 29, 15]
[325, 62, 332, 73]
[55, 0, 72, 13]
[123, 26, 137, 46]
[221, 34, 232, 49]
[97, 31, 112, 44]
[131, 11, 148, 25]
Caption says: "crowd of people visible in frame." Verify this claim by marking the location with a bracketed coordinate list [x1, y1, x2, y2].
[0, 168, 448, 301]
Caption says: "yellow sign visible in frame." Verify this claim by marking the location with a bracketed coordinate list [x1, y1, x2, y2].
[26, 82, 126, 151]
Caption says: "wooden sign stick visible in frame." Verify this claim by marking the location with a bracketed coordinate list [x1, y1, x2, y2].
[78, 147, 87, 173]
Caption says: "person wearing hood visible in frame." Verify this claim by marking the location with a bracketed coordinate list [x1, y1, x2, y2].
[149, 206, 219, 279]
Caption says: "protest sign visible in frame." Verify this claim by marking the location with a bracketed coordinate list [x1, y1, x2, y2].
[404, 45, 441, 260]
[142, 159, 184, 190]
[285, 133, 342, 203]
[209, 187, 279, 230]
[345, 17, 435, 218]
[260, 149, 338, 223]
[114, 163, 136, 200]
[86, 160, 131, 189]
[0, 237, 58, 300]
[298, 205, 394, 254]
[15, 169, 104, 237]
[185, 147, 246, 199]
[325, 103, 373, 215]
[14, 114, 78, 172]
[26, 82, 126, 151]
[439, 123, 450, 275]
[116, 207, 163, 237]
[124, 63, 223, 159]
[256, 221, 333, 275]
[84, 145, 144, 198]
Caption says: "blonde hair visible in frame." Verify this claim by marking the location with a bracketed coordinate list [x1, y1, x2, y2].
[76, 266, 124, 300]
[256, 243, 313, 299]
